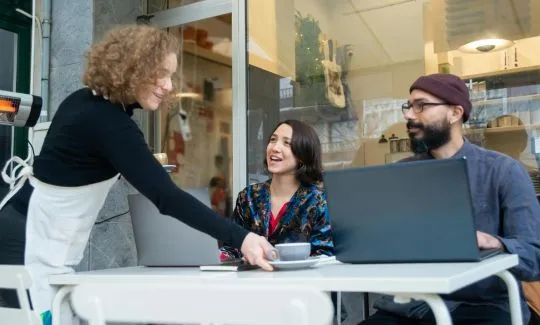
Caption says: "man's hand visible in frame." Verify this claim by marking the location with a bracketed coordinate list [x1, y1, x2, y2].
[476, 231, 503, 250]
[240, 232, 275, 271]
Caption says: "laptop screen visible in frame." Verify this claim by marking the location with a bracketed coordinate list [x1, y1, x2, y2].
[324, 158, 480, 263]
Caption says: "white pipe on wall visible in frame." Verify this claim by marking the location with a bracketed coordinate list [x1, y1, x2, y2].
[41, 0, 51, 119]
[30, 0, 35, 92]
[14, 5, 36, 92]
[14, 3, 39, 168]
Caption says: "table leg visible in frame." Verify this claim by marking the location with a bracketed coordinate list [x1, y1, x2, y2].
[51, 285, 73, 325]
[496, 270, 523, 325]
[393, 294, 453, 325]
[341, 293, 367, 325]
[337, 291, 342, 325]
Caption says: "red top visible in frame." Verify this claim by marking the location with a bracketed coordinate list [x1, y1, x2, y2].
[269, 202, 288, 235]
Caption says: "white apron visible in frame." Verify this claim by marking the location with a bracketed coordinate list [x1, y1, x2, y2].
[0, 156, 119, 314]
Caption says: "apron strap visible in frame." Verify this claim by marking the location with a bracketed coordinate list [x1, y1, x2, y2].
[0, 155, 33, 210]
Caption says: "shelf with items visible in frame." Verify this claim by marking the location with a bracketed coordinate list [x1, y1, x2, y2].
[484, 124, 539, 133]
[463, 68, 540, 103]
[465, 124, 540, 134]
[182, 42, 231, 67]
[470, 93, 540, 106]
[463, 69, 540, 131]
[461, 65, 540, 80]
[485, 124, 540, 134]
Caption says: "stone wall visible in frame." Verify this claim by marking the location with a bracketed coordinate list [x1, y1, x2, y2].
[48, 0, 144, 272]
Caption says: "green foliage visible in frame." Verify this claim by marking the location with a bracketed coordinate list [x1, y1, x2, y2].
[294, 11, 326, 108]
[295, 10, 324, 86]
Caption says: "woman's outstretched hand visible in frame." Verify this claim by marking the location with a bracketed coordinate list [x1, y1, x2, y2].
[240, 233, 276, 271]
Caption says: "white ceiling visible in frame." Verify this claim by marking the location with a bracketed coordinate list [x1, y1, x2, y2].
[172, 0, 427, 72]
[337, 0, 425, 69]
[298, 0, 426, 69]
[298, 0, 540, 70]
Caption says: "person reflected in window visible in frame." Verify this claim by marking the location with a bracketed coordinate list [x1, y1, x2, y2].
[209, 176, 227, 217]
[220, 119, 334, 261]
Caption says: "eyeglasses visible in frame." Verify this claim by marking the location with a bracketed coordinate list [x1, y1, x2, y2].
[401, 102, 450, 115]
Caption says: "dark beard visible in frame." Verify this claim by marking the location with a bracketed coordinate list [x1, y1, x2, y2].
[407, 119, 451, 154]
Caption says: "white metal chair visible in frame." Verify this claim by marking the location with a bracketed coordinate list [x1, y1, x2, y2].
[0, 265, 42, 325]
[70, 282, 334, 325]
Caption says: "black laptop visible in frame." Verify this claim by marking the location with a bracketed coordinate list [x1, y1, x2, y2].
[324, 157, 502, 264]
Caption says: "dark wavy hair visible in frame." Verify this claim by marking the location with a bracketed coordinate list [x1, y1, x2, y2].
[264, 119, 323, 186]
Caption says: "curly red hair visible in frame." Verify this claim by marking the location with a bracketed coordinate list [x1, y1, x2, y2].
[83, 24, 179, 105]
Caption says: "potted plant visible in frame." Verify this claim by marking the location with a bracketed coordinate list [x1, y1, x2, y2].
[293, 11, 326, 110]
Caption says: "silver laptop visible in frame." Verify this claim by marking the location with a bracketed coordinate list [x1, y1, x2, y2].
[129, 188, 224, 266]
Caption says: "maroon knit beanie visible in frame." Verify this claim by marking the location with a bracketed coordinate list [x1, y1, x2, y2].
[409, 73, 472, 123]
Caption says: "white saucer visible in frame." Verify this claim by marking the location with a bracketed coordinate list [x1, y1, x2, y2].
[268, 258, 318, 270]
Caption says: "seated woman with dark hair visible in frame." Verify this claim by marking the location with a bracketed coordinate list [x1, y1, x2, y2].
[221, 119, 334, 260]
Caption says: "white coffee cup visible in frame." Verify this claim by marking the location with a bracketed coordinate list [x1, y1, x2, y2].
[270, 243, 311, 261]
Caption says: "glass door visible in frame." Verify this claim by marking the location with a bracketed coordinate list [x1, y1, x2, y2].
[149, 0, 245, 219]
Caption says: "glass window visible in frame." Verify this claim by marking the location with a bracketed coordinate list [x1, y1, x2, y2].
[148, 0, 207, 14]
[0, 28, 17, 91]
[0, 28, 17, 199]
[160, 15, 234, 217]
[247, 0, 540, 191]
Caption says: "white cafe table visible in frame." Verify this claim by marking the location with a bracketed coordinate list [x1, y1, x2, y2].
[49, 254, 522, 325]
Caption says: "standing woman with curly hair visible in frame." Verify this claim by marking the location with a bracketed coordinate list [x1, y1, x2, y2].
[0, 25, 275, 324]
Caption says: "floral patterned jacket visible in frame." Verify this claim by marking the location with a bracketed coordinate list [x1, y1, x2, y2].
[220, 179, 334, 260]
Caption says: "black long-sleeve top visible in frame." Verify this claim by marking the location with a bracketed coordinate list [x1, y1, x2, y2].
[11, 88, 248, 249]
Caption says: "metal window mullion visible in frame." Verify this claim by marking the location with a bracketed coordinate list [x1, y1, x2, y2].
[232, 0, 248, 198]
[152, 0, 232, 28]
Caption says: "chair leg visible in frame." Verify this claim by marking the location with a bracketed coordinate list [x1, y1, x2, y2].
[51, 286, 73, 325]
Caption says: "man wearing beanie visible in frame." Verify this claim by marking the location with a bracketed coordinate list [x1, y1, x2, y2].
[361, 73, 540, 325]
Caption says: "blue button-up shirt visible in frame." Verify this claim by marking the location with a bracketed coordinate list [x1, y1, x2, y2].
[374, 139, 540, 323]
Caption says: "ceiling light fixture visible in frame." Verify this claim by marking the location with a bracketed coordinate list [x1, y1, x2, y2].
[459, 38, 513, 54]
